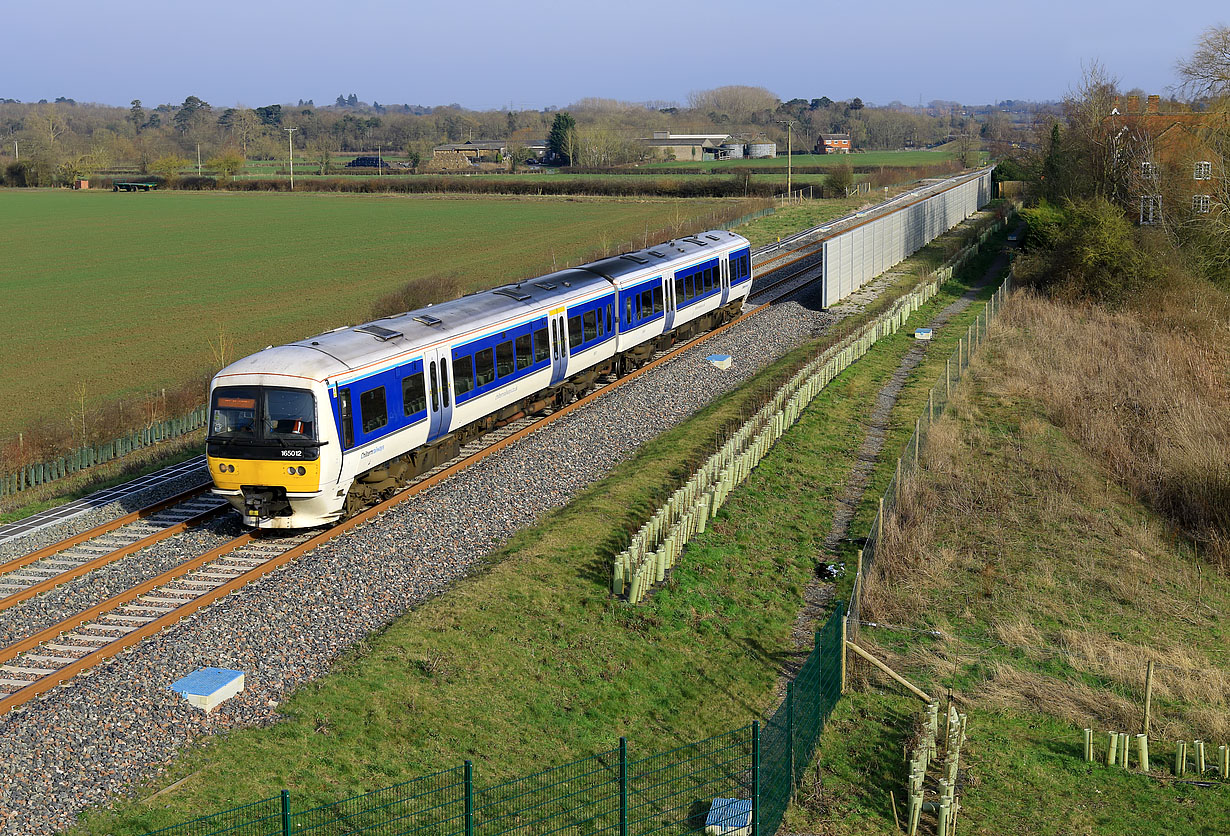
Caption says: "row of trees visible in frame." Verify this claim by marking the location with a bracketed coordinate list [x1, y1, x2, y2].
[0, 86, 1032, 185]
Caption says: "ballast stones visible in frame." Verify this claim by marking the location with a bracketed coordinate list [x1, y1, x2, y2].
[168, 667, 244, 712]
[707, 354, 733, 370]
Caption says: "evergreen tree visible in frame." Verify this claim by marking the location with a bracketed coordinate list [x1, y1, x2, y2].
[547, 111, 577, 165]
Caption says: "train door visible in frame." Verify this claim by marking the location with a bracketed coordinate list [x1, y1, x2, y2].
[425, 348, 454, 442]
[719, 255, 731, 305]
[549, 308, 569, 385]
[663, 274, 677, 332]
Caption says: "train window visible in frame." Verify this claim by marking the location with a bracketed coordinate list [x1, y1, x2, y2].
[596, 308, 604, 337]
[625, 296, 633, 326]
[674, 276, 684, 302]
[403, 373, 427, 416]
[264, 389, 316, 440]
[515, 333, 532, 370]
[583, 310, 597, 343]
[339, 388, 354, 449]
[496, 340, 514, 378]
[429, 363, 439, 412]
[640, 289, 652, 317]
[606, 304, 612, 333]
[475, 347, 495, 387]
[441, 363, 451, 408]
[568, 315, 582, 350]
[534, 326, 549, 363]
[551, 321, 559, 359]
[653, 286, 663, 313]
[452, 355, 475, 397]
[359, 386, 387, 434]
[704, 268, 713, 291]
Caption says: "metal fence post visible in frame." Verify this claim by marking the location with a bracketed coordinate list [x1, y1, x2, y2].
[464, 760, 474, 836]
[752, 721, 761, 836]
[786, 681, 795, 796]
[619, 737, 628, 836]
[280, 789, 290, 836]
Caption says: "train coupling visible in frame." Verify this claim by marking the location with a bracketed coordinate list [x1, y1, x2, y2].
[241, 486, 291, 525]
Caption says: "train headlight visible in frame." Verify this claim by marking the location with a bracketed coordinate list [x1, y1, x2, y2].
[287, 466, 296, 475]
[297, 466, 306, 475]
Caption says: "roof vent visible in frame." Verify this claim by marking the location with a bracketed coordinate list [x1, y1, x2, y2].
[648, 249, 666, 257]
[494, 288, 531, 302]
[355, 324, 403, 341]
[705, 234, 720, 241]
[621, 254, 650, 265]
[413, 314, 443, 326]
[683, 236, 707, 246]
[535, 281, 557, 290]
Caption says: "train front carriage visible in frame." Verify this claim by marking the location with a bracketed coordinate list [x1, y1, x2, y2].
[207, 371, 342, 529]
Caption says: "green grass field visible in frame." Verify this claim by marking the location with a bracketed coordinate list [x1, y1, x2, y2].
[0, 190, 731, 435]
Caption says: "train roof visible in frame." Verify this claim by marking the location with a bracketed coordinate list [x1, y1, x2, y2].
[584, 230, 747, 281]
[213, 230, 749, 385]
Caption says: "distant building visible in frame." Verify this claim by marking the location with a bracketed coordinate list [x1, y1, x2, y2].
[1104, 94, 1224, 225]
[432, 140, 508, 161]
[819, 133, 852, 154]
[639, 131, 731, 162]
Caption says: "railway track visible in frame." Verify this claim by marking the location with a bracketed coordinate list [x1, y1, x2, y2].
[0, 214, 844, 716]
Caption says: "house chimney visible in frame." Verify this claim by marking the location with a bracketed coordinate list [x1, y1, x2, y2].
[1146, 94, 1160, 113]
[1127, 95, 1140, 112]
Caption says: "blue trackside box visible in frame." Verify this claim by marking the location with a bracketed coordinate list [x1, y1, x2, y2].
[169, 667, 245, 712]
[705, 797, 752, 835]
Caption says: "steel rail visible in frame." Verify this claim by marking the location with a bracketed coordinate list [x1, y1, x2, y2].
[0, 502, 228, 612]
[0, 485, 211, 577]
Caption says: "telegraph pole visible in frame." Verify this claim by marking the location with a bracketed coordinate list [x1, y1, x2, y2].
[284, 127, 298, 190]
[776, 119, 796, 198]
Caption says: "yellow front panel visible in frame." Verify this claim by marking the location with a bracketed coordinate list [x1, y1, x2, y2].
[208, 455, 321, 493]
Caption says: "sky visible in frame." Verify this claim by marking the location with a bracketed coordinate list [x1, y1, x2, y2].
[2, 0, 1223, 110]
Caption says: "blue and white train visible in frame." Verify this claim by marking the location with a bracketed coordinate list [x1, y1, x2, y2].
[207, 231, 754, 528]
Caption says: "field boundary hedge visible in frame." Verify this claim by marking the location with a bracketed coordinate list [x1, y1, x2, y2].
[0, 406, 206, 499]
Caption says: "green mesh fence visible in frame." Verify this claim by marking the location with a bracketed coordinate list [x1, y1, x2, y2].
[143, 794, 284, 836]
[138, 563, 847, 836]
[627, 726, 754, 834]
[474, 748, 621, 835]
[291, 766, 466, 836]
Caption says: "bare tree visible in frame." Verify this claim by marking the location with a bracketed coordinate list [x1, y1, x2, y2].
[1176, 24, 1230, 99]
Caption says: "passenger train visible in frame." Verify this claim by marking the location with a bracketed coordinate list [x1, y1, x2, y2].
[206, 231, 754, 529]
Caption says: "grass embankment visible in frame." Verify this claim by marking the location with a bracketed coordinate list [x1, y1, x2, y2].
[788, 276, 1230, 834]
[68, 214, 1005, 835]
[0, 190, 736, 449]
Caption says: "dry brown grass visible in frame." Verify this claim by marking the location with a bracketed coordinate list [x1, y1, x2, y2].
[1000, 286, 1230, 570]
[856, 282, 1230, 742]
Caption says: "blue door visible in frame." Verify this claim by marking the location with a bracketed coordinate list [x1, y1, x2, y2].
[426, 349, 454, 442]
[549, 311, 569, 385]
[663, 275, 677, 332]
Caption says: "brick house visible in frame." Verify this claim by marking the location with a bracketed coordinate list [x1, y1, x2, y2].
[818, 133, 852, 154]
[1108, 94, 1225, 225]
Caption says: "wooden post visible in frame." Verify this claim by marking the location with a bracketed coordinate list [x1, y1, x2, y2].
[1142, 660, 1154, 735]
[945, 359, 951, 399]
[840, 611, 849, 694]
[846, 641, 932, 702]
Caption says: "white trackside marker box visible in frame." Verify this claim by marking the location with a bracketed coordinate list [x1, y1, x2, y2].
[914, 328, 934, 341]
[169, 667, 245, 712]
[707, 354, 733, 370]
